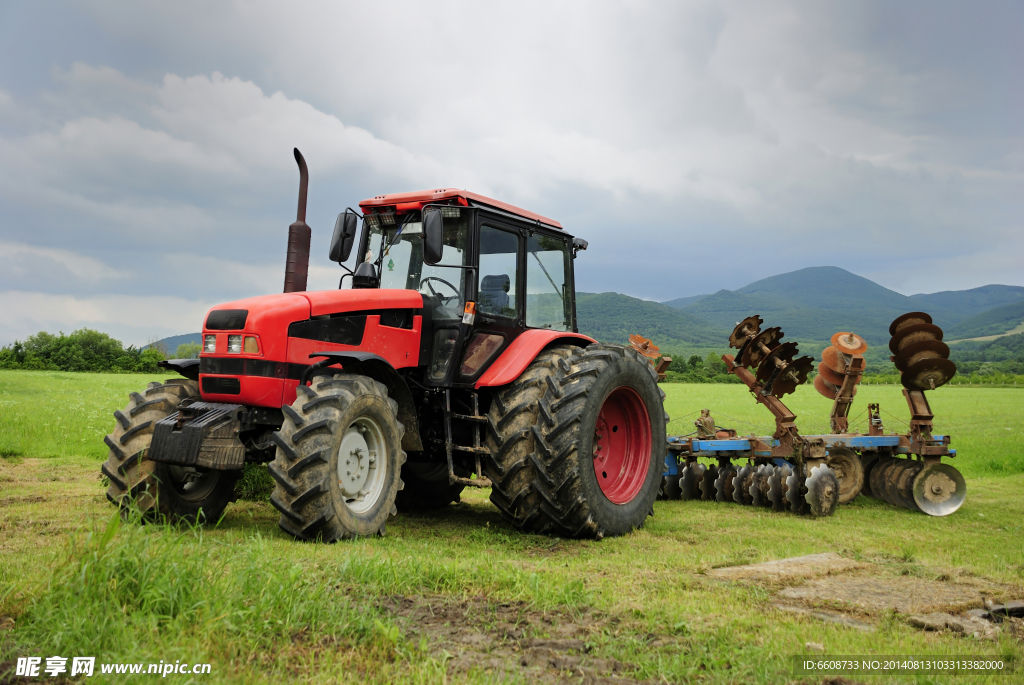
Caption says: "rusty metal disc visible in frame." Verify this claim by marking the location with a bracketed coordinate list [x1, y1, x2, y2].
[889, 311, 933, 336]
[741, 327, 784, 368]
[754, 342, 798, 385]
[895, 461, 923, 510]
[732, 466, 754, 505]
[831, 331, 868, 355]
[872, 458, 899, 505]
[889, 323, 944, 354]
[771, 356, 813, 398]
[859, 453, 880, 497]
[715, 465, 736, 503]
[901, 357, 957, 391]
[818, 361, 846, 387]
[679, 462, 704, 501]
[821, 345, 847, 374]
[768, 466, 787, 512]
[826, 446, 864, 505]
[784, 466, 804, 513]
[894, 339, 950, 372]
[628, 333, 662, 361]
[729, 316, 763, 348]
[804, 464, 839, 517]
[699, 464, 719, 501]
[868, 457, 893, 500]
[813, 374, 837, 399]
[749, 464, 773, 507]
[912, 462, 966, 516]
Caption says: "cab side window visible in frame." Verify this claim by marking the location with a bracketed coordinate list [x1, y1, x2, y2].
[477, 225, 519, 319]
[526, 233, 571, 331]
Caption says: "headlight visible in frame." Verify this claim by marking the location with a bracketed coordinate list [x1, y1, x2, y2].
[227, 335, 242, 354]
[204, 335, 217, 353]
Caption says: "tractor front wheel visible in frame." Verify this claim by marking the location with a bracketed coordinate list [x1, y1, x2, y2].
[101, 379, 240, 523]
[485, 344, 667, 538]
[269, 373, 406, 541]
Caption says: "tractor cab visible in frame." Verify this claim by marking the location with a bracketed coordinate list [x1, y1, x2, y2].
[333, 189, 588, 388]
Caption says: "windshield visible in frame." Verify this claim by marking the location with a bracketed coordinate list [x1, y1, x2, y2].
[364, 213, 470, 320]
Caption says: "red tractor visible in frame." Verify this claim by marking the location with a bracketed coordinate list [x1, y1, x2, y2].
[101, 150, 667, 541]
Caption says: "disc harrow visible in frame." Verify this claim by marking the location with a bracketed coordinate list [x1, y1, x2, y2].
[659, 311, 967, 517]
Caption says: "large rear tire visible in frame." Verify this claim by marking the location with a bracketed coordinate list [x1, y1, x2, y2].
[484, 344, 667, 539]
[269, 373, 406, 541]
[101, 379, 240, 523]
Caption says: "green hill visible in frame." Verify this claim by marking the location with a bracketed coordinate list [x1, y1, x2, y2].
[145, 333, 201, 354]
[945, 301, 1024, 340]
[910, 285, 1024, 323]
[576, 292, 729, 348]
[662, 294, 710, 309]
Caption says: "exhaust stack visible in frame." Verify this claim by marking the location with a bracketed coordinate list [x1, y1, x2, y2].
[283, 148, 311, 293]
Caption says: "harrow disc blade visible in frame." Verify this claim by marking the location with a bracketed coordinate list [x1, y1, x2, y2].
[901, 358, 957, 391]
[784, 466, 803, 513]
[868, 457, 891, 500]
[730, 316, 763, 348]
[889, 323, 944, 355]
[700, 465, 720, 501]
[660, 475, 683, 500]
[804, 464, 840, 517]
[715, 466, 736, 503]
[771, 356, 814, 398]
[826, 447, 864, 505]
[831, 331, 868, 355]
[889, 311, 933, 337]
[742, 327, 785, 368]
[895, 461, 923, 510]
[913, 463, 966, 516]
[755, 342, 799, 385]
[821, 346, 847, 374]
[893, 339, 950, 372]
[859, 454, 880, 497]
[628, 333, 662, 361]
[750, 465, 772, 507]
[679, 463, 705, 501]
[882, 460, 910, 509]
[817, 361, 846, 387]
[876, 459, 902, 506]
[813, 374, 838, 399]
[733, 466, 754, 505]
[768, 466, 791, 512]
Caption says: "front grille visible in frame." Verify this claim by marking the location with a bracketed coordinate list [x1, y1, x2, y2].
[202, 377, 241, 395]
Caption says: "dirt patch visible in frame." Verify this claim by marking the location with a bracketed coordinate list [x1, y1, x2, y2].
[772, 603, 874, 632]
[708, 553, 868, 582]
[378, 595, 650, 684]
[779, 575, 989, 614]
[0, 496, 47, 507]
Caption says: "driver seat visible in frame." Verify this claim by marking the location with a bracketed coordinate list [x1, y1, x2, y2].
[479, 274, 510, 312]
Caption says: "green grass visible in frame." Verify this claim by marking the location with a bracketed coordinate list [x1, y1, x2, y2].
[1, 370, 1023, 683]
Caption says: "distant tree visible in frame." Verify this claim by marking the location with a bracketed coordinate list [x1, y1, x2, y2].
[0, 329, 164, 373]
[687, 354, 703, 370]
[175, 342, 202, 359]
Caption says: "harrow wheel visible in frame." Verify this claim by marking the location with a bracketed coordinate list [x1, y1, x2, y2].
[804, 464, 840, 517]
[269, 373, 405, 541]
[484, 344, 667, 539]
[101, 379, 240, 524]
[912, 462, 966, 516]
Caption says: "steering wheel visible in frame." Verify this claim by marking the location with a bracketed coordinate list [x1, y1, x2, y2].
[419, 276, 461, 307]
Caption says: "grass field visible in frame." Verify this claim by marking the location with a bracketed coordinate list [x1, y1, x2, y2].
[1, 370, 1022, 683]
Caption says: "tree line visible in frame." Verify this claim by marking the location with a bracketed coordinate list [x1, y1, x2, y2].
[0, 329, 199, 373]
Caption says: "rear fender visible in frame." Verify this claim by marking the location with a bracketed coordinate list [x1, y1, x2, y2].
[475, 330, 594, 389]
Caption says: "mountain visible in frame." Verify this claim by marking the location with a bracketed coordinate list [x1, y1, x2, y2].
[576, 293, 729, 348]
[945, 300, 1024, 341]
[145, 332, 201, 354]
[910, 285, 1024, 323]
[662, 294, 710, 309]
[680, 266, 929, 344]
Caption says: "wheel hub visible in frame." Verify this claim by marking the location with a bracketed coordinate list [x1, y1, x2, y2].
[337, 417, 386, 514]
[592, 387, 651, 505]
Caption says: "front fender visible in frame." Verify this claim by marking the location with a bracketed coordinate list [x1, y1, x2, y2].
[475, 330, 595, 389]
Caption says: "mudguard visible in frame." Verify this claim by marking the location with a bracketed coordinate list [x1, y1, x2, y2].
[475, 330, 594, 389]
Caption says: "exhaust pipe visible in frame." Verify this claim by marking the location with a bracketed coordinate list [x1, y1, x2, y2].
[283, 148, 311, 293]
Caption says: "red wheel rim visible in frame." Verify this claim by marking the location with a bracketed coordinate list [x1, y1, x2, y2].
[592, 386, 652, 504]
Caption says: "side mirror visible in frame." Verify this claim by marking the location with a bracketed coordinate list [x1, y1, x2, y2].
[422, 207, 444, 265]
[329, 211, 359, 263]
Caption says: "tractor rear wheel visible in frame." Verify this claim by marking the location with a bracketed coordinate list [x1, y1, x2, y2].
[269, 373, 406, 541]
[484, 344, 667, 538]
[101, 379, 240, 523]
[395, 460, 467, 512]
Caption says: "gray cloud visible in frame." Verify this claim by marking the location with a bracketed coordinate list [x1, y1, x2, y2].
[0, 1, 1021, 345]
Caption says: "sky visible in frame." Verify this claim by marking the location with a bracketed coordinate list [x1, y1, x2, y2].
[0, 1, 1021, 346]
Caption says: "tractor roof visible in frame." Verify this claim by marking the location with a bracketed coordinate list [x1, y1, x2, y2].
[359, 189, 562, 230]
